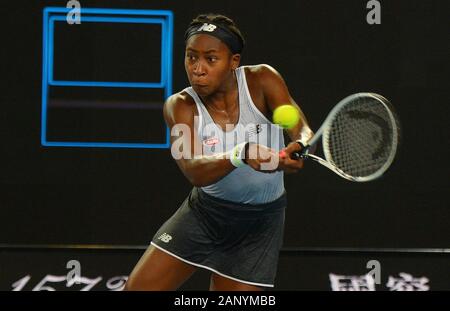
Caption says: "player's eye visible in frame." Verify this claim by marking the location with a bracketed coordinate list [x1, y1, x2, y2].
[207, 56, 218, 62]
[186, 54, 197, 61]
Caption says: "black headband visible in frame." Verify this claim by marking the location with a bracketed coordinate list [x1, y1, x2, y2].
[184, 22, 244, 54]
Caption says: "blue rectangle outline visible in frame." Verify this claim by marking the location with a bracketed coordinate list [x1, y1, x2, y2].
[41, 7, 173, 148]
[44, 7, 174, 17]
[49, 15, 165, 87]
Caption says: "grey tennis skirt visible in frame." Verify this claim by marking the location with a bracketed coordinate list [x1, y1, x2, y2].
[151, 187, 287, 288]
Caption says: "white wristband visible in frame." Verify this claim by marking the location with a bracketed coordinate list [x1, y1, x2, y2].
[296, 138, 308, 148]
[230, 142, 248, 168]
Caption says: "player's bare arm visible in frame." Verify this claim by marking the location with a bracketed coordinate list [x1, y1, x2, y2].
[256, 64, 314, 173]
[163, 92, 236, 187]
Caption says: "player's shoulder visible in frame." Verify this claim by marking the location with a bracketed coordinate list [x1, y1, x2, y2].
[163, 90, 196, 124]
[243, 64, 284, 85]
[164, 90, 196, 115]
[164, 90, 195, 109]
[244, 64, 280, 75]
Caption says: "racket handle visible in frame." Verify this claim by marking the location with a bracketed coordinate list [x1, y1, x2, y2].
[279, 140, 311, 160]
[279, 148, 309, 160]
[291, 151, 302, 160]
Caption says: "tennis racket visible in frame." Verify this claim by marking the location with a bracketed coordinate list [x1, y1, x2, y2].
[281, 92, 400, 182]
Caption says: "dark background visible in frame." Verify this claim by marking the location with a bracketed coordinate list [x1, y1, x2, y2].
[0, 0, 448, 252]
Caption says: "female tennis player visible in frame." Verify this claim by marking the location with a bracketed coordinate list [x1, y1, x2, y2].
[124, 13, 313, 291]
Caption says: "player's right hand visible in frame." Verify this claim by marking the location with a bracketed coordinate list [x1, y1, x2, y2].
[278, 142, 305, 174]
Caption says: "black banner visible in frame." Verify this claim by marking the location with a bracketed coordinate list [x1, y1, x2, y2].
[1, 248, 448, 291]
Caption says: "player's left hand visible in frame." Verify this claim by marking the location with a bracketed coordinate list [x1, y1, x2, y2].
[278, 142, 304, 174]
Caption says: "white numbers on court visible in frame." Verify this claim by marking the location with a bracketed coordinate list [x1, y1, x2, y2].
[11, 274, 127, 291]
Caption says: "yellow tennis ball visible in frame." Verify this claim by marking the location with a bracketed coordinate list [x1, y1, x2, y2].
[273, 105, 300, 129]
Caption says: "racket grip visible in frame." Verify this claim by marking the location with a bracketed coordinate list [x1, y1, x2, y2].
[291, 151, 301, 160]
[278, 149, 307, 160]
[279, 141, 310, 160]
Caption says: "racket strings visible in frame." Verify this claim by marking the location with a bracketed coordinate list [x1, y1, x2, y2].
[323, 97, 397, 178]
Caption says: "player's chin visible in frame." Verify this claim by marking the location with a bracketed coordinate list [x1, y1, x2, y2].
[192, 85, 212, 96]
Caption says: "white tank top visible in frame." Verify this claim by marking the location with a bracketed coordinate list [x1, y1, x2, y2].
[184, 66, 285, 204]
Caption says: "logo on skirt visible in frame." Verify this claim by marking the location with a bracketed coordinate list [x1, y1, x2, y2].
[158, 233, 172, 243]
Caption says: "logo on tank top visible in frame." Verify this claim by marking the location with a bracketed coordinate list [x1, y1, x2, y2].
[247, 124, 262, 137]
[203, 136, 220, 146]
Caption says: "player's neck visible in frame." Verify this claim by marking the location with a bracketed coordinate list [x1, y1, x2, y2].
[203, 71, 237, 110]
